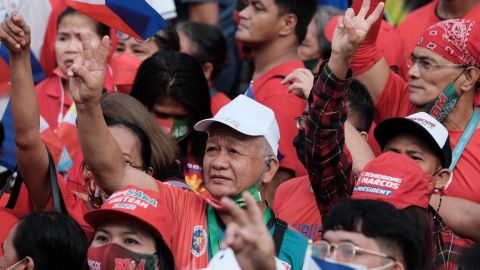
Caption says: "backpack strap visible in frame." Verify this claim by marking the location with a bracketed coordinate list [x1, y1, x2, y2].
[273, 218, 288, 256]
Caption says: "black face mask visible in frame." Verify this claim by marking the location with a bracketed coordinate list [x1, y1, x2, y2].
[293, 129, 306, 168]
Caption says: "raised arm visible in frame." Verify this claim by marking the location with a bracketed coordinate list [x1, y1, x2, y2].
[1, 12, 50, 211]
[69, 33, 157, 193]
[430, 195, 480, 243]
[305, 0, 384, 218]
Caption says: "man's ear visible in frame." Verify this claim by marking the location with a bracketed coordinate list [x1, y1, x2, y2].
[279, 14, 297, 37]
[261, 156, 279, 185]
[458, 66, 480, 93]
[25, 256, 34, 270]
[202, 62, 214, 83]
[392, 260, 405, 270]
[434, 168, 451, 190]
[359, 131, 369, 141]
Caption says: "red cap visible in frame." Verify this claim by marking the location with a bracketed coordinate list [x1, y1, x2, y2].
[352, 152, 431, 209]
[84, 186, 173, 250]
[417, 19, 480, 67]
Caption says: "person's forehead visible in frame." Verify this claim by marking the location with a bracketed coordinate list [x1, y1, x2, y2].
[413, 46, 453, 64]
[323, 230, 373, 248]
[386, 133, 437, 155]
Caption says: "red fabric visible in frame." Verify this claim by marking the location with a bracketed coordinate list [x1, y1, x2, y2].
[84, 186, 174, 250]
[367, 123, 381, 156]
[416, 19, 480, 67]
[396, 0, 480, 62]
[351, 0, 385, 44]
[155, 182, 209, 269]
[273, 176, 322, 242]
[210, 92, 231, 116]
[0, 208, 24, 256]
[110, 53, 142, 94]
[352, 152, 431, 209]
[0, 58, 11, 96]
[375, 71, 480, 204]
[251, 61, 307, 172]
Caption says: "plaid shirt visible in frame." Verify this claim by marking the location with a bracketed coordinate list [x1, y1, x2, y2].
[305, 62, 354, 223]
[432, 208, 472, 270]
[306, 62, 470, 269]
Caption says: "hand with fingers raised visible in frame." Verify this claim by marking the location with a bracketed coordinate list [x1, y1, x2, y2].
[281, 68, 315, 100]
[331, 0, 384, 60]
[67, 33, 110, 108]
[0, 11, 31, 54]
[220, 192, 276, 270]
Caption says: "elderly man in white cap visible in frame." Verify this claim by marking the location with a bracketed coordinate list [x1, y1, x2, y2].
[67, 32, 308, 269]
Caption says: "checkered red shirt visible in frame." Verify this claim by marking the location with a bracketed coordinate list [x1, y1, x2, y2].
[306, 62, 471, 269]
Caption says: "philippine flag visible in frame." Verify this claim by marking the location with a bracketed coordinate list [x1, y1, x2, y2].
[62, 0, 176, 40]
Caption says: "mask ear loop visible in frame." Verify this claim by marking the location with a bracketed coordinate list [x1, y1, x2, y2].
[256, 154, 274, 191]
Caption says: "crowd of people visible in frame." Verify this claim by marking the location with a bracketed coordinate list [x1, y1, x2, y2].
[0, 0, 479, 269]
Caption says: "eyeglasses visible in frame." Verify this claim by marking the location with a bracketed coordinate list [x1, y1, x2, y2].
[296, 113, 308, 130]
[407, 54, 468, 75]
[312, 240, 397, 263]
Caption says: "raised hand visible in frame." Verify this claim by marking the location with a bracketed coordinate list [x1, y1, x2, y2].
[67, 33, 110, 108]
[282, 68, 314, 99]
[220, 192, 276, 270]
[0, 11, 31, 54]
[331, 0, 384, 59]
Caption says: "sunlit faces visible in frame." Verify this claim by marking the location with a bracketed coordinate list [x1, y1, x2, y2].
[55, 13, 101, 75]
[322, 230, 394, 268]
[203, 125, 271, 198]
[298, 14, 320, 60]
[115, 38, 159, 61]
[383, 133, 442, 185]
[109, 125, 143, 169]
[408, 47, 466, 110]
[91, 217, 156, 255]
[236, 0, 287, 46]
[0, 225, 19, 270]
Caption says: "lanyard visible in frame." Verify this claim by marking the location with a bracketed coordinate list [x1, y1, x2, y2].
[449, 109, 479, 172]
[207, 205, 272, 260]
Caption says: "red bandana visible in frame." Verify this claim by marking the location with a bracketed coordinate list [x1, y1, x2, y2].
[417, 19, 479, 67]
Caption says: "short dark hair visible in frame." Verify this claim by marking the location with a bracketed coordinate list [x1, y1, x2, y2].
[13, 211, 88, 270]
[324, 199, 426, 270]
[154, 236, 175, 270]
[274, 0, 317, 43]
[57, 7, 110, 38]
[154, 25, 180, 52]
[347, 79, 375, 132]
[177, 22, 227, 80]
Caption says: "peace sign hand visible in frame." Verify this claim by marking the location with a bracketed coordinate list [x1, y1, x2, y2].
[331, 0, 384, 60]
[67, 33, 110, 108]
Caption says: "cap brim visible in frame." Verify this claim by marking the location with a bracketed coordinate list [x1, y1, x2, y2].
[84, 209, 164, 242]
[194, 118, 264, 136]
[374, 117, 448, 167]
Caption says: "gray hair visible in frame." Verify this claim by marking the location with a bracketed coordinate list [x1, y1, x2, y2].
[315, 6, 343, 59]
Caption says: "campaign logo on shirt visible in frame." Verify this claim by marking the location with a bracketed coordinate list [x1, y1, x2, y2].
[192, 225, 208, 257]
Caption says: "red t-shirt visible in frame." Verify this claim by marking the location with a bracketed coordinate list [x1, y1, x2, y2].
[375, 71, 480, 204]
[273, 175, 322, 242]
[210, 92, 231, 116]
[248, 61, 307, 174]
[155, 182, 209, 269]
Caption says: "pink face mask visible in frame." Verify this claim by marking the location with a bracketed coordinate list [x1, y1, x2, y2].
[88, 243, 157, 270]
[111, 53, 142, 94]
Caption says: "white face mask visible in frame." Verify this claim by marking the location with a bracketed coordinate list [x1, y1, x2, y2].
[5, 258, 25, 270]
[324, 258, 395, 270]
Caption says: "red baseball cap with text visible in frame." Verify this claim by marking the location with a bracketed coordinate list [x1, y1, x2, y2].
[84, 186, 173, 250]
[352, 152, 431, 209]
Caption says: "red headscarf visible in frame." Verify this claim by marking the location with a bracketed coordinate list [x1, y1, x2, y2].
[417, 19, 480, 67]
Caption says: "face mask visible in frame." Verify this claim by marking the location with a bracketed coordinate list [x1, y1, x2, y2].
[293, 129, 306, 168]
[425, 67, 466, 122]
[155, 118, 192, 142]
[111, 53, 142, 94]
[88, 243, 156, 270]
[318, 258, 394, 270]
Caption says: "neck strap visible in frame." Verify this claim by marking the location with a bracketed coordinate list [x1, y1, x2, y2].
[449, 108, 479, 172]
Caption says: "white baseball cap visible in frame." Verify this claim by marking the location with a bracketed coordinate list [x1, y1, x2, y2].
[374, 112, 452, 168]
[194, 95, 280, 156]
